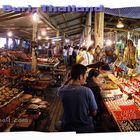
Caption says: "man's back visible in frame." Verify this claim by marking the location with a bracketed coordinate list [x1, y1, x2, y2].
[58, 85, 97, 131]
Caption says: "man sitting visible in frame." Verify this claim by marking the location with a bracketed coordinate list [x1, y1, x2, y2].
[57, 64, 98, 133]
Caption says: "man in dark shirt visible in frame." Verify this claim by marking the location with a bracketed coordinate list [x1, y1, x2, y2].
[57, 64, 98, 133]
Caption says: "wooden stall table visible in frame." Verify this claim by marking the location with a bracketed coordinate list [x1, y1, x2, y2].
[97, 73, 140, 132]
[21, 77, 37, 92]
[31, 80, 50, 98]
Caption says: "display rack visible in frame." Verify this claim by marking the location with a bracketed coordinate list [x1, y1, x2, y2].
[0, 91, 24, 108]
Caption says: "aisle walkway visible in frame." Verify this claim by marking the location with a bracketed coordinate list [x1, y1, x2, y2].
[44, 88, 63, 132]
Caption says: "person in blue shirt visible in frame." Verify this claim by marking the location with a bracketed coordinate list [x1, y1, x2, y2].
[57, 64, 98, 133]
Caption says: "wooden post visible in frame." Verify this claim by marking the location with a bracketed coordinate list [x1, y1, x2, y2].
[6, 37, 9, 49]
[94, 11, 105, 62]
[56, 30, 59, 38]
[31, 13, 38, 71]
[94, 12, 104, 48]
[63, 33, 66, 46]
[115, 31, 119, 57]
[55, 30, 60, 56]
[85, 12, 92, 48]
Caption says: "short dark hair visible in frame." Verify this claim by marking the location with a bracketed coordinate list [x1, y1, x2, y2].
[126, 39, 134, 46]
[82, 46, 87, 51]
[70, 64, 87, 80]
[100, 64, 110, 71]
[88, 69, 99, 78]
[87, 46, 94, 52]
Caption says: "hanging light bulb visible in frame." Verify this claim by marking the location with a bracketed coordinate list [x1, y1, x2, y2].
[46, 27, 51, 30]
[32, 12, 39, 22]
[116, 19, 124, 28]
[38, 36, 41, 40]
[7, 31, 12, 37]
[45, 36, 49, 40]
[41, 30, 47, 36]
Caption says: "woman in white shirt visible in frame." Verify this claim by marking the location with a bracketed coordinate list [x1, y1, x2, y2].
[63, 46, 68, 64]
[77, 46, 94, 66]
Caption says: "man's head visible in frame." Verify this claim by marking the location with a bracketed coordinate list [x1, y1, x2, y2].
[70, 64, 87, 84]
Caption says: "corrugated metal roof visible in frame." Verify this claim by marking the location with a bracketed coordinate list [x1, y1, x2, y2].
[105, 7, 140, 19]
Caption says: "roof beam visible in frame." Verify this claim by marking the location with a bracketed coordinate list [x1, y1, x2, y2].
[0, 13, 28, 22]
[62, 13, 68, 27]
[57, 15, 84, 25]
[38, 10, 58, 31]
[61, 22, 83, 30]
[68, 30, 82, 36]
[49, 13, 65, 17]
[67, 28, 82, 34]
[0, 12, 17, 18]
[104, 27, 140, 33]
[64, 26, 82, 32]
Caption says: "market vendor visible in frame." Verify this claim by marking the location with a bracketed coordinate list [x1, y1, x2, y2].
[123, 39, 136, 69]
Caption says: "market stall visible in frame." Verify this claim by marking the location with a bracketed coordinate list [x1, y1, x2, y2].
[95, 70, 140, 132]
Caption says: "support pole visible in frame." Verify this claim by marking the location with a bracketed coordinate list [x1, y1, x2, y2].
[94, 12, 104, 48]
[94, 11, 105, 62]
[6, 37, 9, 49]
[31, 13, 38, 71]
[63, 33, 66, 46]
[55, 30, 60, 57]
[85, 12, 92, 48]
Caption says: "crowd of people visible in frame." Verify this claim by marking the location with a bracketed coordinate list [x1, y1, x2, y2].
[62, 45, 95, 67]
[55, 39, 138, 133]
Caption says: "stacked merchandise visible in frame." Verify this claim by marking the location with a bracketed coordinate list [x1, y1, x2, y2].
[0, 93, 50, 131]
[119, 78, 140, 95]
[104, 97, 140, 131]
[101, 80, 123, 100]
[37, 57, 59, 64]
[0, 87, 23, 107]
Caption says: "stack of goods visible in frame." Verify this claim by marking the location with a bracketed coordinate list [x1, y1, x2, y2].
[0, 76, 10, 87]
[0, 95, 24, 131]
[37, 57, 59, 64]
[101, 81, 123, 99]
[22, 71, 39, 81]
[113, 105, 140, 121]
[9, 51, 31, 62]
[101, 81, 118, 90]
[12, 95, 50, 131]
[118, 120, 140, 132]
[0, 67, 12, 76]
[0, 52, 11, 64]
[132, 94, 140, 107]
[0, 87, 23, 107]
[104, 98, 134, 111]
[104, 97, 140, 131]
[119, 78, 140, 95]
[0, 93, 50, 131]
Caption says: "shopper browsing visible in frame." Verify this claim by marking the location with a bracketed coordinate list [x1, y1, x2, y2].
[57, 64, 98, 133]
